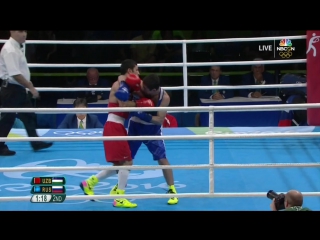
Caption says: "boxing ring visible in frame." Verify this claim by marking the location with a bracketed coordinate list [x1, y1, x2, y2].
[1, 34, 320, 211]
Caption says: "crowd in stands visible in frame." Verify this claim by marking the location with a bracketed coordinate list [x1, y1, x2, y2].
[0, 30, 307, 129]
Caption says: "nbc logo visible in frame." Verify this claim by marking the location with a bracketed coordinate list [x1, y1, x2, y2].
[277, 39, 295, 58]
[279, 39, 292, 47]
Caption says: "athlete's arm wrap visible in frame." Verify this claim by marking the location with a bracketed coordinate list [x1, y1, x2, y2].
[132, 111, 152, 122]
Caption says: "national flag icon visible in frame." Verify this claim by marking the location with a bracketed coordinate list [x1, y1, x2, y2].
[52, 177, 64, 184]
[33, 177, 41, 184]
[33, 186, 41, 193]
[52, 186, 64, 193]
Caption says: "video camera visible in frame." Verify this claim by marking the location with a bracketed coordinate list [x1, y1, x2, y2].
[267, 190, 286, 210]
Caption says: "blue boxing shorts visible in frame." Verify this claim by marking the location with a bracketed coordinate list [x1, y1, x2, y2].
[128, 118, 166, 161]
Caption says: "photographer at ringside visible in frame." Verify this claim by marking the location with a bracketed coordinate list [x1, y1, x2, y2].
[269, 190, 311, 211]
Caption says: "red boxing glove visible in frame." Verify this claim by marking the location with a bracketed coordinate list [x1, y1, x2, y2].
[135, 98, 154, 107]
[126, 74, 141, 92]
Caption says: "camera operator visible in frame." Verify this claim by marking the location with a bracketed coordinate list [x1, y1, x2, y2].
[269, 190, 311, 211]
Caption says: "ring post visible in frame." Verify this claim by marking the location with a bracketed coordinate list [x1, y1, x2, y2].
[306, 30, 320, 125]
[182, 41, 188, 110]
[23, 43, 26, 56]
[208, 106, 214, 193]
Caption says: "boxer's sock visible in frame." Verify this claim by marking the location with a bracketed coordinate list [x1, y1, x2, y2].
[96, 170, 117, 181]
[118, 170, 129, 190]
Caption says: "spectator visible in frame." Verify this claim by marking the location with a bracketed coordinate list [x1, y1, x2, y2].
[130, 31, 157, 64]
[278, 74, 307, 126]
[270, 190, 311, 211]
[278, 95, 308, 126]
[58, 98, 103, 129]
[77, 68, 111, 103]
[198, 65, 233, 100]
[36, 31, 57, 63]
[239, 46, 257, 61]
[152, 30, 185, 40]
[240, 58, 276, 98]
[156, 30, 183, 73]
[188, 31, 217, 72]
[82, 31, 101, 63]
[157, 31, 182, 63]
[114, 31, 144, 63]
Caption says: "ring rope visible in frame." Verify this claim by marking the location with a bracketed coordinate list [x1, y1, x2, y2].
[0, 35, 306, 44]
[29, 70, 307, 77]
[2, 132, 320, 142]
[1, 191, 320, 203]
[22, 83, 308, 92]
[25, 59, 305, 68]
[1, 103, 320, 114]
[0, 162, 319, 172]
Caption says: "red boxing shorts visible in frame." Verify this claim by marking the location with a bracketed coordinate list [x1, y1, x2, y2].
[103, 120, 132, 163]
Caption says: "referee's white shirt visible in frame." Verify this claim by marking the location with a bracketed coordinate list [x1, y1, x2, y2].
[0, 37, 30, 87]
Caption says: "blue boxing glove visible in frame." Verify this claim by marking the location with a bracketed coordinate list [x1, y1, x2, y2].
[115, 81, 130, 101]
[132, 111, 152, 122]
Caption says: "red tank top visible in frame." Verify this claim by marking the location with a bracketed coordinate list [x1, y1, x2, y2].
[108, 102, 129, 119]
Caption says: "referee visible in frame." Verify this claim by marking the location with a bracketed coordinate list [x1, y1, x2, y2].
[0, 30, 53, 156]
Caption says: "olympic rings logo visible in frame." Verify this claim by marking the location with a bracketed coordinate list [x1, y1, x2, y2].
[279, 48, 293, 59]
[279, 51, 292, 58]
[53, 130, 103, 136]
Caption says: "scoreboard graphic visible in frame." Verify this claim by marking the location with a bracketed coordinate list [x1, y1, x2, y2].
[30, 177, 66, 203]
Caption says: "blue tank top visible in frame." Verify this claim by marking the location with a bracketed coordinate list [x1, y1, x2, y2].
[150, 88, 164, 116]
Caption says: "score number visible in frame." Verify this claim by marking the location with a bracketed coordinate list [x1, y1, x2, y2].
[30, 194, 66, 203]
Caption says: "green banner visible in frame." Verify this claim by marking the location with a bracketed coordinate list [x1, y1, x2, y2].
[187, 127, 232, 135]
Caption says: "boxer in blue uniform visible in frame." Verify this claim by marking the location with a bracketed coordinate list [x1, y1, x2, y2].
[110, 73, 179, 205]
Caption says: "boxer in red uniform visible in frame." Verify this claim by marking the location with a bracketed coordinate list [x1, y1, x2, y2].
[80, 59, 153, 208]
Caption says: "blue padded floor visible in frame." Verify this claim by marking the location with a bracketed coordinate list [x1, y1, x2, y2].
[0, 127, 320, 211]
